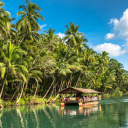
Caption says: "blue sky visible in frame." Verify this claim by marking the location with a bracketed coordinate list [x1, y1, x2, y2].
[2, 0, 128, 70]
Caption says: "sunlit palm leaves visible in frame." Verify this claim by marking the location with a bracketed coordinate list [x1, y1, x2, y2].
[0, 2, 16, 41]
[0, 42, 28, 98]
[16, 0, 45, 42]
[64, 22, 88, 47]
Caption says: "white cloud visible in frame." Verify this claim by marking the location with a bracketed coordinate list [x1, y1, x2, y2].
[105, 33, 115, 40]
[56, 32, 65, 39]
[108, 18, 119, 25]
[106, 9, 128, 45]
[40, 24, 47, 29]
[93, 43, 126, 57]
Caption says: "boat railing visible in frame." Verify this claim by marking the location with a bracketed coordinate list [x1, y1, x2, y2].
[61, 96, 99, 102]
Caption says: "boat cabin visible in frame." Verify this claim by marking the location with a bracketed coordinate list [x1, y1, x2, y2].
[58, 87, 101, 107]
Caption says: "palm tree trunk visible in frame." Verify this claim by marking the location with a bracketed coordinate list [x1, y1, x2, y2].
[63, 45, 70, 62]
[32, 82, 38, 100]
[53, 80, 64, 101]
[42, 78, 55, 100]
[0, 74, 7, 99]
[86, 71, 99, 87]
[47, 80, 59, 102]
[29, 49, 45, 72]
[81, 75, 84, 88]
[19, 34, 26, 46]
[89, 82, 93, 88]
[75, 73, 81, 87]
[67, 74, 72, 87]
[16, 82, 25, 104]
[11, 86, 20, 101]
[69, 74, 72, 87]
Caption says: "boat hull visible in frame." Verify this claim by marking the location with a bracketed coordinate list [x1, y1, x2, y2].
[61, 101, 99, 107]
[79, 101, 99, 107]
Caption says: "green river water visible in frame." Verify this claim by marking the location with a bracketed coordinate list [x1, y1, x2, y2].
[0, 96, 128, 128]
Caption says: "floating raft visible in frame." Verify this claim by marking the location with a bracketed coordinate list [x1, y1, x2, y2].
[58, 87, 101, 107]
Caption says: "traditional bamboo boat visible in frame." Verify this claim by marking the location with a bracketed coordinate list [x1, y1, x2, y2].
[58, 87, 101, 107]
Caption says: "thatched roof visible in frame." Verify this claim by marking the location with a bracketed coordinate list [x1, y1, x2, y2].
[58, 87, 101, 94]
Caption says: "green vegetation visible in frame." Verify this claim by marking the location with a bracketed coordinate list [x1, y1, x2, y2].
[124, 91, 128, 96]
[0, 0, 128, 107]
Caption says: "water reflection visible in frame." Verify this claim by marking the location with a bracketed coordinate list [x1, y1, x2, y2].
[0, 96, 128, 128]
[0, 109, 3, 128]
[60, 105, 101, 116]
[16, 107, 26, 128]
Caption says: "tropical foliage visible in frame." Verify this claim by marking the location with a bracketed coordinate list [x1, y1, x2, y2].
[0, 0, 128, 104]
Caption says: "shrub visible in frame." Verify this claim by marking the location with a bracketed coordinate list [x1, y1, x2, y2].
[0, 99, 3, 104]
[114, 88, 122, 96]
[103, 93, 110, 98]
[124, 91, 128, 96]
[18, 98, 26, 105]
[2, 101, 15, 106]
[110, 93, 115, 97]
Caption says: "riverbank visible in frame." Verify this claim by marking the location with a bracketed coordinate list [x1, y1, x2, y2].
[0, 96, 60, 108]
[103, 90, 128, 99]
[0, 97, 45, 108]
[1, 91, 128, 108]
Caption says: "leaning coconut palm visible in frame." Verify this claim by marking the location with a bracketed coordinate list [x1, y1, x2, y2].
[40, 56, 57, 100]
[0, 42, 28, 99]
[28, 69, 42, 100]
[52, 63, 73, 101]
[16, 55, 43, 103]
[16, 0, 45, 45]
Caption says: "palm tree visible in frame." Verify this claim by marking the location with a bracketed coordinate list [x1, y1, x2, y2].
[16, 60, 42, 103]
[0, 1, 5, 22]
[63, 22, 87, 61]
[0, 1, 4, 6]
[64, 22, 87, 47]
[44, 28, 59, 52]
[110, 59, 124, 90]
[28, 69, 42, 100]
[93, 51, 110, 94]
[1, 13, 16, 41]
[0, 42, 28, 98]
[0, 2, 16, 41]
[16, 0, 45, 45]
[83, 48, 96, 66]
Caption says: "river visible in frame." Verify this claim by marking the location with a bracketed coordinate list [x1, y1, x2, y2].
[0, 96, 128, 128]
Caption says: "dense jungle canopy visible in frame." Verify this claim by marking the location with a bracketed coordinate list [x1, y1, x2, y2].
[0, 0, 128, 104]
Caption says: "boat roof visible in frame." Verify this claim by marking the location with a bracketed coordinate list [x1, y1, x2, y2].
[58, 87, 101, 94]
